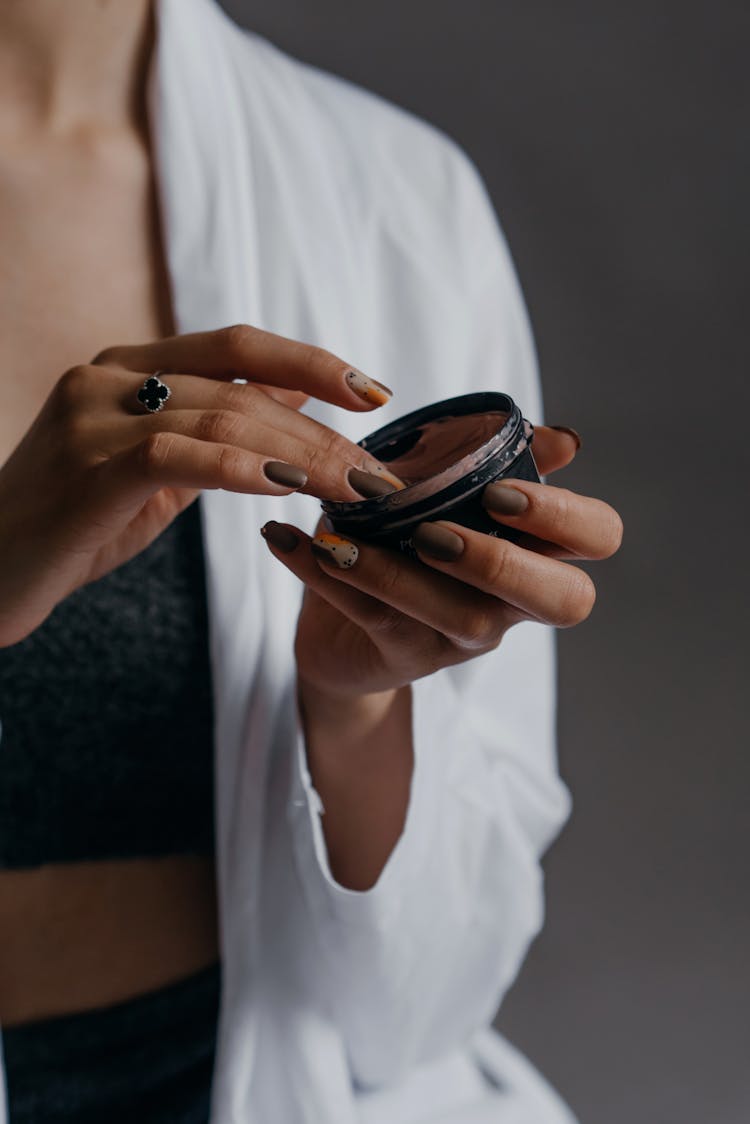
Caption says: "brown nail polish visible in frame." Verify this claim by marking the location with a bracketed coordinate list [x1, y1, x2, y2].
[482, 482, 529, 516]
[347, 468, 397, 498]
[261, 521, 300, 553]
[550, 426, 582, 450]
[263, 461, 308, 489]
[412, 522, 465, 562]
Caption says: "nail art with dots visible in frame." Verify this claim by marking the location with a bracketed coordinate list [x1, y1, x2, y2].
[345, 369, 393, 407]
[311, 532, 359, 569]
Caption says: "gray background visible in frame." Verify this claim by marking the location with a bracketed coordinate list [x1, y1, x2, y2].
[220, 3, 750, 1121]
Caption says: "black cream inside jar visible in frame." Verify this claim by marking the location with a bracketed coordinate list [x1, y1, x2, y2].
[322, 391, 540, 557]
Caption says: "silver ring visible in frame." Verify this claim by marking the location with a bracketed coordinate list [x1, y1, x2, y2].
[136, 372, 172, 413]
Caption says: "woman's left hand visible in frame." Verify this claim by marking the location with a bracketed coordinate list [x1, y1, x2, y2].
[262, 425, 623, 706]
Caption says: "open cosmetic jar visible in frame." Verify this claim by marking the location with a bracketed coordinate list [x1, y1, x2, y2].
[322, 391, 540, 557]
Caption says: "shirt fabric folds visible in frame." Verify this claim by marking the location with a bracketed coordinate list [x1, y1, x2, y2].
[0, 0, 577, 1120]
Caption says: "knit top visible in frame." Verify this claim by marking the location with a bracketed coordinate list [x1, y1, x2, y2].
[0, 498, 215, 868]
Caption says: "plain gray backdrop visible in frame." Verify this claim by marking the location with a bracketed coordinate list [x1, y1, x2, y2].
[219, 3, 750, 1121]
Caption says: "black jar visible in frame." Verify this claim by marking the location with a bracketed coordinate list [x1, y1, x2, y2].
[322, 391, 539, 557]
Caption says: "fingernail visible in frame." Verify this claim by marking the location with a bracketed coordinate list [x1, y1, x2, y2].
[482, 481, 529, 516]
[550, 425, 582, 450]
[372, 465, 407, 490]
[262, 461, 308, 489]
[345, 369, 393, 407]
[261, 521, 300, 553]
[347, 467, 397, 498]
[412, 522, 465, 562]
[311, 532, 359, 569]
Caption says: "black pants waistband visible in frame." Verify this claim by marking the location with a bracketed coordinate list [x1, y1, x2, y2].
[2, 959, 222, 1124]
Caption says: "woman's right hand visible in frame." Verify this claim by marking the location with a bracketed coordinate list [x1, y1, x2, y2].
[0, 324, 397, 648]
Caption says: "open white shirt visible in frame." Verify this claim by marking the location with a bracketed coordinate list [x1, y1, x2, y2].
[0, 0, 577, 1120]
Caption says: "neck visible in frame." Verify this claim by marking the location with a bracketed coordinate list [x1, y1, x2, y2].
[0, 0, 155, 134]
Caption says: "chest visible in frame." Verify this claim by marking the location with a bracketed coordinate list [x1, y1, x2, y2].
[0, 131, 173, 465]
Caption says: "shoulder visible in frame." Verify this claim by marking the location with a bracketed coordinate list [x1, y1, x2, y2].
[213, 10, 503, 275]
[217, 11, 466, 172]
[198, 1, 537, 413]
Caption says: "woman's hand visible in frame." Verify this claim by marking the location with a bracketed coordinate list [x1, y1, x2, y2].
[0, 324, 396, 648]
[262, 423, 622, 889]
[262, 425, 623, 704]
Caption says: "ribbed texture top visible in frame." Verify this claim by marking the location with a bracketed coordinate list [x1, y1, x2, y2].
[0, 499, 215, 868]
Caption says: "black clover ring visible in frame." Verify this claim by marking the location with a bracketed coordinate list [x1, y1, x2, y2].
[136, 373, 172, 413]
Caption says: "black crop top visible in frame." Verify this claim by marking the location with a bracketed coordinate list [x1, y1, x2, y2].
[0, 498, 215, 869]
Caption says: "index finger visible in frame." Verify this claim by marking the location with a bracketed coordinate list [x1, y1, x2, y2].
[93, 324, 393, 412]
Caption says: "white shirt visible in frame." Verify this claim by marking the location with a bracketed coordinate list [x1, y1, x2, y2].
[0, 0, 577, 1120]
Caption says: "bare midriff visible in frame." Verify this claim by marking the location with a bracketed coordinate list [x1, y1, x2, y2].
[0, 98, 221, 1027]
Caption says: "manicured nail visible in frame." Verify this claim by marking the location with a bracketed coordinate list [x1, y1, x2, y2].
[345, 369, 393, 407]
[550, 425, 582, 450]
[311, 532, 359, 569]
[262, 460, 308, 489]
[372, 464, 407, 490]
[412, 522, 465, 562]
[482, 481, 529, 516]
[347, 467, 397, 498]
[261, 521, 300, 553]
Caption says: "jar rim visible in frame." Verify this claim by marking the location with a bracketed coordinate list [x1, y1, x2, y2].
[322, 391, 531, 529]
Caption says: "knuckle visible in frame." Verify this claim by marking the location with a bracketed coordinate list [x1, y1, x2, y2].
[195, 409, 244, 445]
[482, 538, 517, 590]
[215, 443, 247, 483]
[329, 431, 358, 465]
[138, 431, 174, 478]
[306, 426, 350, 476]
[542, 487, 575, 540]
[455, 605, 499, 651]
[54, 370, 100, 454]
[221, 323, 257, 366]
[375, 557, 405, 605]
[426, 631, 457, 673]
[298, 342, 340, 380]
[55, 364, 96, 408]
[595, 507, 624, 559]
[435, 629, 477, 672]
[221, 381, 260, 416]
[554, 569, 597, 627]
[90, 345, 121, 367]
[370, 603, 406, 638]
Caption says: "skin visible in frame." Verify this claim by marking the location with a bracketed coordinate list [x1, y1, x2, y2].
[0, 0, 623, 1025]
[0, 0, 387, 1025]
[0, 0, 221, 1026]
[0, 326, 404, 650]
[272, 428, 622, 889]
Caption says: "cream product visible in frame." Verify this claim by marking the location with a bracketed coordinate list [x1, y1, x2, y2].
[322, 391, 539, 555]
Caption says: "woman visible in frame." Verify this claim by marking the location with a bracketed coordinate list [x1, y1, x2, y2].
[0, 0, 622, 1121]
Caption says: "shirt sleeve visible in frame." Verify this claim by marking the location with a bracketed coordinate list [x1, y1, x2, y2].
[284, 143, 572, 1089]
